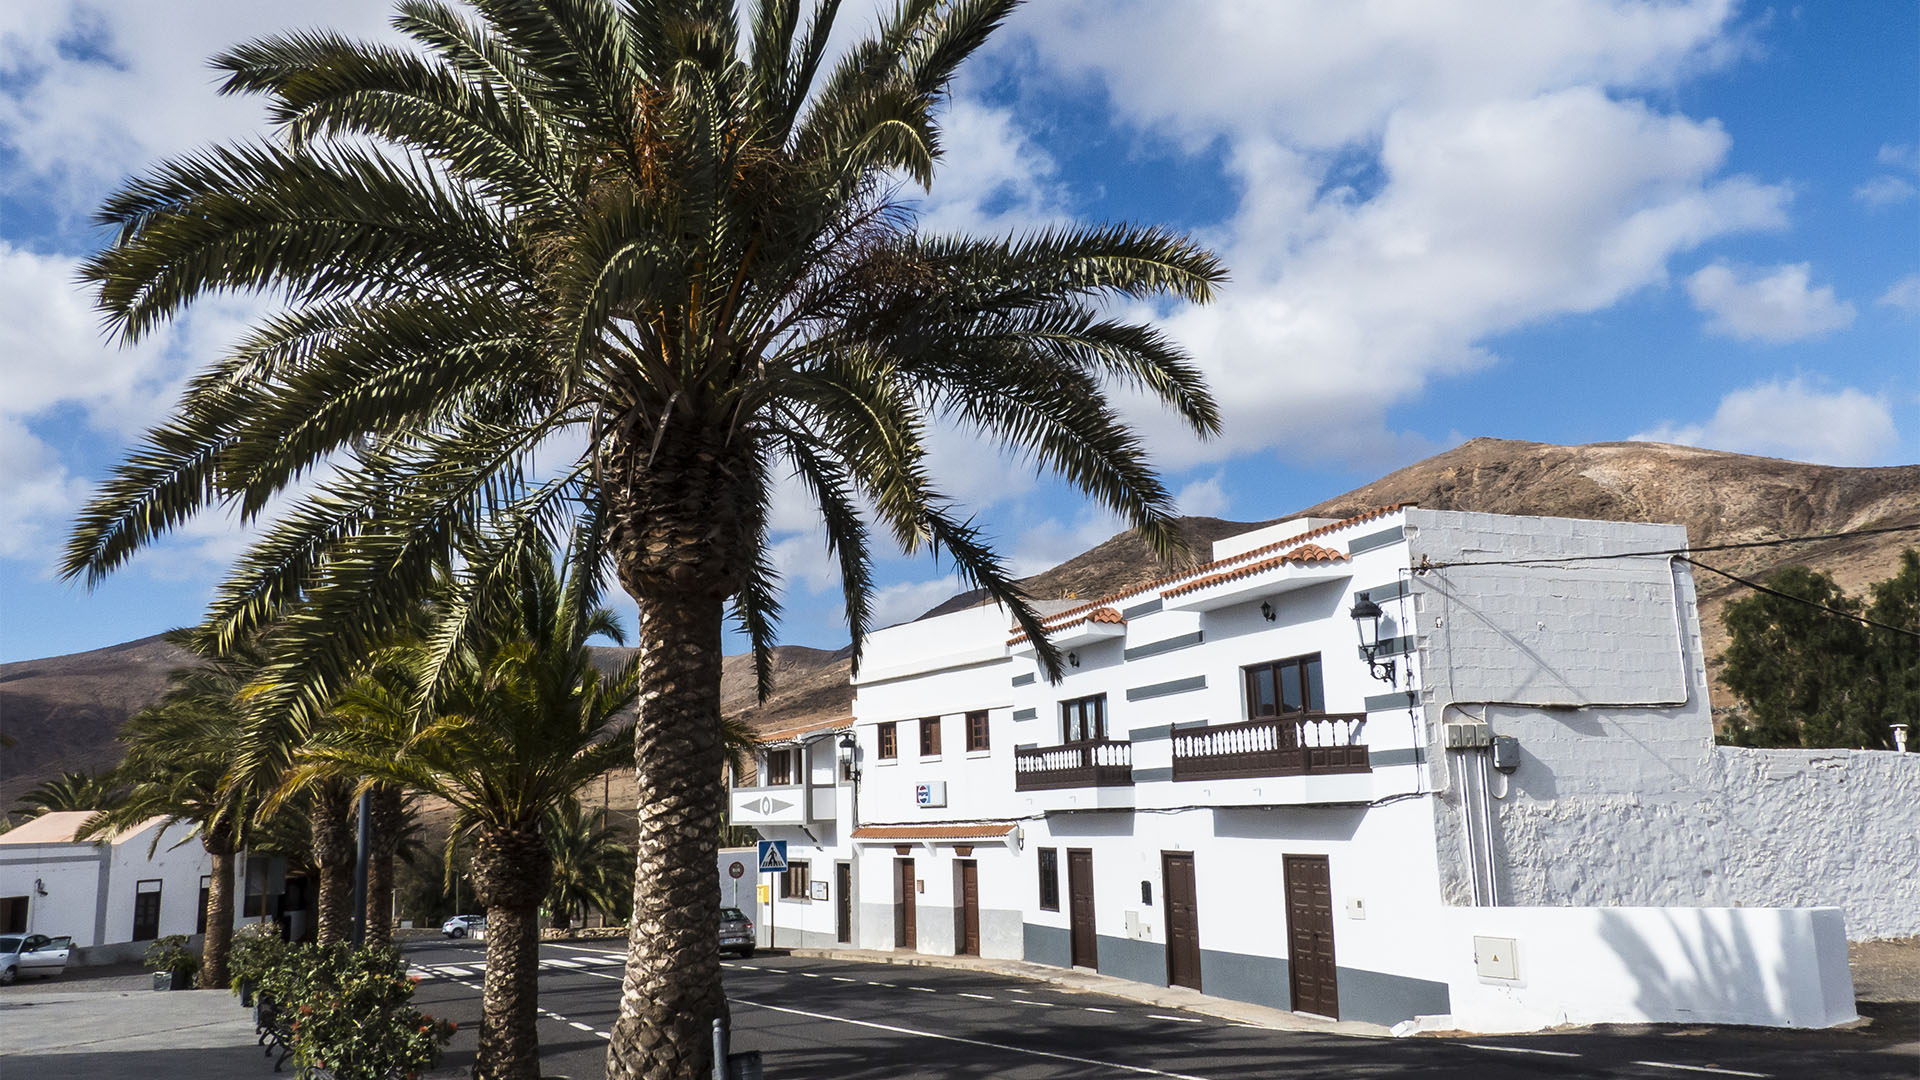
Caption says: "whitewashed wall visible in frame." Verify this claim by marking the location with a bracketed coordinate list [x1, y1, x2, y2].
[1430, 905, 1856, 1032]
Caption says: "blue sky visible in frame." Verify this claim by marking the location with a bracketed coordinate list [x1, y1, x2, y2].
[1, 0, 1914, 663]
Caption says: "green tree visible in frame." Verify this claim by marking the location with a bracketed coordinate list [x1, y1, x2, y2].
[543, 800, 633, 932]
[65, 1, 1222, 1071]
[13, 770, 122, 818]
[290, 548, 638, 1080]
[1719, 554, 1918, 749]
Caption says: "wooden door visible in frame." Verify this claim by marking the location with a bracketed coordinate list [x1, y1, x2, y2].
[1283, 854, 1339, 1018]
[1162, 852, 1202, 990]
[957, 860, 981, 956]
[895, 858, 917, 949]
[1066, 848, 1097, 969]
[132, 884, 162, 942]
[836, 862, 853, 944]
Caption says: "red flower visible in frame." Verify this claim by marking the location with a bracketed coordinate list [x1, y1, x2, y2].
[448, 1021, 458, 1032]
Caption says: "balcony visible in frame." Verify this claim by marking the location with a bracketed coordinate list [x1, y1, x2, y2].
[1014, 739, 1133, 791]
[1170, 713, 1369, 782]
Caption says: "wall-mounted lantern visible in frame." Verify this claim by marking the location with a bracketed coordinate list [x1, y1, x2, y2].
[837, 732, 861, 783]
[1259, 600, 1276, 622]
[1066, 651, 1080, 668]
[1349, 592, 1398, 686]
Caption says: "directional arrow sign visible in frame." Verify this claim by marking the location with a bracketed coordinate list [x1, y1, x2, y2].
[757, 839, 788, 873]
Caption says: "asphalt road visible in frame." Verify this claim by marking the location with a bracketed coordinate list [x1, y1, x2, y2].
[400, 939, 1914, 1080]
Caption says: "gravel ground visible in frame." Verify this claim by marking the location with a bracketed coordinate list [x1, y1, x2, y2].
[1850, 937, 1918, 1003]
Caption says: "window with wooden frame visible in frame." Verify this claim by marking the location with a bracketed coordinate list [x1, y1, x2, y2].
[877, 722, 898, 760]
[965, 710, 990, 752]
[1037, 848, 1060, 911]
[1243, 653, 1325, 719]
[780, 860, 811, 900]
[919, 716, 942, 757]
[1059, 694, 1107, 742]
[764, 748, 794, 786]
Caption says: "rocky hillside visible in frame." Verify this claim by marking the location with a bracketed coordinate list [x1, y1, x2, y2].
[5, 438, 1914, 809]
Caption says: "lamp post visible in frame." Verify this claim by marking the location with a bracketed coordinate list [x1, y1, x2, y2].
[1350, 592, 1398, 687]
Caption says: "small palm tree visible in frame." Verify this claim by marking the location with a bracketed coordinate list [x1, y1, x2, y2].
[67, 1, 1224, 1070]
[544, 801, 633, 932]
[292, 549, 637, 1080]
[14, 770, 122, 817]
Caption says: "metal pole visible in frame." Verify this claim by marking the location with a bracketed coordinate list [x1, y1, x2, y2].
[351, 789, 372, 946]
[711, 1017, 728, 1080]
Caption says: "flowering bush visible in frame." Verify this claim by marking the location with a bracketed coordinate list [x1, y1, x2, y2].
[227, 921, 289, 994]
[256, 944, 454, 1080]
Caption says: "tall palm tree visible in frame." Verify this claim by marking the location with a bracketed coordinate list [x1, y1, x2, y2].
[65, 1, 1223, 1071]
[544, 800, 633, 932]
[291, 549, 638, 1080]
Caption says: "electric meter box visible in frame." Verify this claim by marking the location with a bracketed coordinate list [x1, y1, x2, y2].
[1491, 735, 1521, 772]
[1473, 935, 1519, 981]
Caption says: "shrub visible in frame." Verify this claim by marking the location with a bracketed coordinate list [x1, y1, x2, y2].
[227, 921, 288, 994]
[258, 943, 454, 1080]
[143, 935, 200, 982]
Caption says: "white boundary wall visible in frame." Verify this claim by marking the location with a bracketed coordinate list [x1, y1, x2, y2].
[1427, 905, 1856, 1032]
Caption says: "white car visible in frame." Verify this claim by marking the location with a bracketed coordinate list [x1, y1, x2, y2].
[441, 914, 486, 938]
[0, 934, 72, 984]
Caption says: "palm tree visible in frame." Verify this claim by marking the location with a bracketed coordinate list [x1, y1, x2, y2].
[65, 1, 1223, 1071]
[291, 550, 638, 1080]
[77, 632, 270, 989]
[544, 800, 633, 932]
[14, 770, 122, 817]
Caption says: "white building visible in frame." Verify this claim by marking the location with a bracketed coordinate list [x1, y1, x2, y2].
[732, 506, 1907, 1032]
[0, 811, 274, 961]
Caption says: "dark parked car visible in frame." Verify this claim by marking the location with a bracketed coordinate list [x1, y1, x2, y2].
[0, 934, 72, 984]
[719, 907, 755, 957]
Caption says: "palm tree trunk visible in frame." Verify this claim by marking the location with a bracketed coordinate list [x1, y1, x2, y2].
[311, 781, 355, 945]
[365, 784, 404, 948]
[200, 843, 236, 989]
[605, 589, 731, 1080]
[473, 825, 553, 1080]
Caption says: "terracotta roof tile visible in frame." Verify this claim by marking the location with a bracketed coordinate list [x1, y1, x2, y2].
[851, 824, 1017, 841]
[1006, 503, 1412, 639]
[757, 714, 853, 745]
[1161, 543, 1349, 598]
[1007, 605, 1127, 645]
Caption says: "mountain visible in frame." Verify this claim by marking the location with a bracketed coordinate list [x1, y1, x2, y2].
[5, 438, 1915, 809]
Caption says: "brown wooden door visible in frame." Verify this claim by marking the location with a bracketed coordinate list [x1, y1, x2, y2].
[957, 860, 981, 956]
[895, 858, 917, 949]
[1162, 852, 1202, 990]
[132, 884, 162, 942]
[835, 862, 853, 944]
[1283, 854, 1339, 1018]
[1066, 848, 1097, 969]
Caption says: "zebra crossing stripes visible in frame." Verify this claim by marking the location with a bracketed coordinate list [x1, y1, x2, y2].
[409, 951, 625, 982]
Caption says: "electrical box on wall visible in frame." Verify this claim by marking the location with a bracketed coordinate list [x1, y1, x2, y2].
[1491, 735, 1521, 773]
[1346, 897, 1366, 920]
[1473, 935, 1519, 981]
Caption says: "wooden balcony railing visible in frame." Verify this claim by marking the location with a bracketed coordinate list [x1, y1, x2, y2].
[1170, 713, 1369, 782]
[1014, 739, 1133, 791]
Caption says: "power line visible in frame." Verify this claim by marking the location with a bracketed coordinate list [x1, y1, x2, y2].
[1678, 556, 1918, 639]
[1416, 521, 1920, 570]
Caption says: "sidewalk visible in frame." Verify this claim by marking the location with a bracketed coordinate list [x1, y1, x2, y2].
[785, 945, 1393, 1038]
[0, 978, 273, 1080]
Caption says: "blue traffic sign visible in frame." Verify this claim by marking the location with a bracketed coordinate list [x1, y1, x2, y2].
[757, 839, 788, 873]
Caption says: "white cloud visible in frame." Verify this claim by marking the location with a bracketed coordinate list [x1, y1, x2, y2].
[1878, 273, 1920, 314]
[1634, 378, 1898, 466]
[868, 575, 969, 629]
[1685, 262, 1856, 343]
[911, 99, 1073, 236]
[980, 1, 1786, 469]
[1878, 143, 1920, 171]
[1174, 473, 1231, 518]
[1854, 175, 1916, 208]
[0, 416, 89, 562]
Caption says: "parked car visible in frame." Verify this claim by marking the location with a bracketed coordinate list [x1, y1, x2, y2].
[719, 907, 755, 957]
[441, 914, 486, 938]
[0, 934, 72, 984]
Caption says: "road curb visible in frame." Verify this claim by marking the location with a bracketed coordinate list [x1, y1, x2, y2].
[783, 946, 1393, 1039]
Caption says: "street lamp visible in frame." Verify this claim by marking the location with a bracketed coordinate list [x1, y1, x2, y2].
[1349, 592, 1397, 687]
[837, 732, 861, 783]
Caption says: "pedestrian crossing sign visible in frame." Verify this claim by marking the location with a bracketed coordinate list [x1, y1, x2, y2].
[757, 839, 788, 873]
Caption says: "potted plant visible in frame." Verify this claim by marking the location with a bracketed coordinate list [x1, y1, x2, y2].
[144, 935, 200, 991]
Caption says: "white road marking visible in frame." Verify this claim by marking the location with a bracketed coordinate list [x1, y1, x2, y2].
[1148, 1014, 1203, 1024]
[866, 981, 896, 987]
[960, 993, 996, 1001]
[1007, 987, 1031, 994]
[569, 1021, 594, 1032]
[1464, 1044, 1582, 1059]
[546, 958, 582, 968]
[734, 965, 760, 970]
[1012, 999, 1056, 1008]
[831, 976, 858, 982]
[1632, 1062, 1769, 1078]
[734, 998, 1222, 1080]
[909, 986, 938, 993]
[1083, 1007, 1116, 1014]
[798, 972, 821, 978]
[436, 965, 474, 976]
[595, 1031, 611, 1039]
